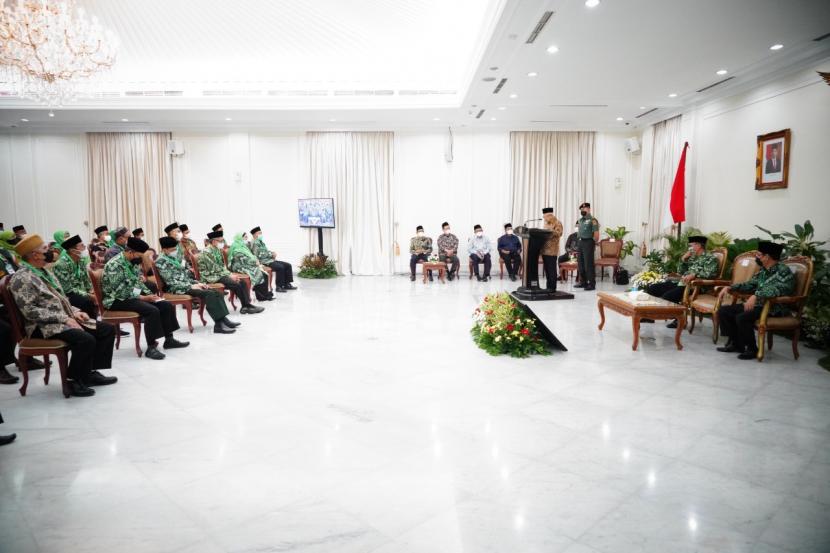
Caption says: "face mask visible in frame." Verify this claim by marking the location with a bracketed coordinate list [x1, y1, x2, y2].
[172, 232, 181, 240]
[130, 257, 143, 266]
[183, 233, 189, 239]
[443, 229, 450, 235]
[475, 232, 483, 237]
[506, 229, 513, 235]
[755, 257, 763, 267]
[216, 241, 225, 248]
[164, 250, 176, 256]
[43, 250, 55, 263]
[580, 210, 588, 217]
[102, 234, 110, 242]
[417, 232, 424, 237]
[136, 235, 144, 241]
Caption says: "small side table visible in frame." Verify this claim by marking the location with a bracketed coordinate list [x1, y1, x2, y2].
[422, 261, 447, 283]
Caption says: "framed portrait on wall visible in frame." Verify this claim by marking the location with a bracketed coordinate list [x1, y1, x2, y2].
[755, 129, 790, 190]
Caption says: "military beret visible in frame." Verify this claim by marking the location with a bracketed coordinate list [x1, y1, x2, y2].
[579, 202, 591, 209]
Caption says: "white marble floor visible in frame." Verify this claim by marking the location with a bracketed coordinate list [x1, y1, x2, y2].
[1, 274, 829, 553]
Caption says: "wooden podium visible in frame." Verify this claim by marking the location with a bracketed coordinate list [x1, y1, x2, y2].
[512, 226, 574, 301]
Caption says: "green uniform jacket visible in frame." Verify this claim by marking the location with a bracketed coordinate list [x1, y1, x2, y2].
[677, 252, 719, 286]
[197, 247, 231, 283]
[102, 252, 150, 309]
[156, 254, 197, 295]
[409, 236, 433, 255]
[731, 262, 795, 316]
[52, 253, 92, 295]
[577, 215, 599, 239]
[250, 239, 274, 264]
[230, 250, 265, 285]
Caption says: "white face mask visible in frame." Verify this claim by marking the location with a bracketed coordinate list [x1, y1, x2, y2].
[506, 229, 513, 235]
[443, 229, 450, 235]
[417, 231, 424, 236]
[172, 231, 181, 240]
[216, 241, 225, 248]
[101, 234, 110, 242]
[475, 232, 483, 237]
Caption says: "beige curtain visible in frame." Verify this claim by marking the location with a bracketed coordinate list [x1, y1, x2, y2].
[307, 131, 394, 275]
[510, 131, 596, 238]
[642, 115, 683, 247]
[86, 132, 175, 249]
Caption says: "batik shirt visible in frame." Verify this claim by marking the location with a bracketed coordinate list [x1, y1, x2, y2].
[436, 234, 459, 257]
[409, 236, 433, 256]
[102, 252, 150, 309]
[197, 247, 231, 283]
[180, 237, 199, 255]
[250, 238, 275, 264]
[8, 266, 78, 338]
[229, 250, 265, 285]
[730, 262, 795, 316]
[156, 254, 197, 294]
[676, 251, 718, 286]
[52, 253, 92, 295]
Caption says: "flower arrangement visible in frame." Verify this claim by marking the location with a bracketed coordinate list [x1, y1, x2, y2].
[471, 292, 551, 358]
[629, 270, 666, 290]
[298, 254, 338, 279]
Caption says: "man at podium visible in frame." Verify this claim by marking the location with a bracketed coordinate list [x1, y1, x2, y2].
[541, 208, 563, 292]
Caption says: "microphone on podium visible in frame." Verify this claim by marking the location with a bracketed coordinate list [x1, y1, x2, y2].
[523, 218, 543, 227]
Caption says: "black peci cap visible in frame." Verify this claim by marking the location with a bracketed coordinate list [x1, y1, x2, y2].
[61, 235, 82, 250]
[159, 236, 178, 249]
[126, 237, 149, 253]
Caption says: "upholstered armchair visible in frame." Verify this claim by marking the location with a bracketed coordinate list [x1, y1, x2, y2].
[754, 256, 813, 362]
[595, 239, 622, 280]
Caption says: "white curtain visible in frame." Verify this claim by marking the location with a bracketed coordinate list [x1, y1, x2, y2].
[307, 131, 394, 275]
[86, 132, 175, 248]
[509, 131, 596, 236]
[641, 115, 683, 247]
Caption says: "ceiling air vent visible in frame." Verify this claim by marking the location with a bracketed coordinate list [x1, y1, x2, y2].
[201, 90, 263, 96]
[635, 108, 658, 118]
[493, 78, 507, 94]
[696, 76, 735, 93]
[547, 104, 608, 108]
[526, 11, 554, 44]
[124, 90, 183, 97]
[476, 109, 485, 119]
[813, 31, 830, 42]
[530, 120, 570, 123]
[398, 90, 456, 96]
[267, 90, 328, 96]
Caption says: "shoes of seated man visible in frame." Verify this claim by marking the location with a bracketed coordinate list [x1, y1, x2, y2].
[84, 370, 118, 386]
[716, 341, 739, 353]
[68, 380, 95, 397]
[640, 318, 655, 324]
[145, 346, 166, 360]
[240, 305, 264, 314]
[117, 328, 130, 337]
[221, 317, 241, 328]
[574, 283, 585, 288]
[738, 349, 758, 360]
[410, 274, 416, 282]
[273, 287, 287, 293]
[584, 285, 596, 291]
[163, 337, 190, 349]
[666, 320, 679, 329]
[447, 272, 454, 281]
[0, 366, 20, 385]
[428, 273, 434, 282]
[0, 433, 17, 446]
[283, 284, 297, 290]
[476, 275, 483, 282]
[214, 322, 236, 334]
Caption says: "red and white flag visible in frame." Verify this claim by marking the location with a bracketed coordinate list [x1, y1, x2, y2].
[669, 142, 689, 223]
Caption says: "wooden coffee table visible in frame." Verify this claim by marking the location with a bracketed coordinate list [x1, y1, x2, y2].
[422, 261, 447, 283]
[597, 291, 687, 351]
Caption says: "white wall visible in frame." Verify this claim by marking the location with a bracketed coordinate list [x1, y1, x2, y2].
[686, 62, 830, 240]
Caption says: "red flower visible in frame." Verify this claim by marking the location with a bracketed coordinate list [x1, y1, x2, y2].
[485, 310, 493, 316]
[487, 327, 495, 334]
[521, 328, 530, 335]
[506, 324, 514, 332]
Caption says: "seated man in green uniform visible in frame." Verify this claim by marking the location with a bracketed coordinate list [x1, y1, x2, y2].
[53, 234, 97, 318]
[249, 226, 296, 292]
[102, 237, 189, 360]
[163, 222, 186, 263]
[716, 241, 794, 360]
[644, 235, 718, 328]
[156, 236, 238, 334]
[228, 233, 273, 302]
[198, 231, 264, 314]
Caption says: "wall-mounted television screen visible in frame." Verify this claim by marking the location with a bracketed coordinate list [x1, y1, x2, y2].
[298, 198, 336, 228]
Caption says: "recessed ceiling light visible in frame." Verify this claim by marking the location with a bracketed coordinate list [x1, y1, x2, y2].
[616, 117, 624, 121]
[668, 93, 677, 98]
[121, 118, 129, 122]
[225, 117, 232, 121]
[639, 106, 646, 110]
[585, 0, 600, 7]
[546, 45, 559, 54]
[20, 118, 28, 122]
[48, 111, 54, 117]
[498, 106, 506, 111]
[509, 93, 518, 99]
[432, 117, 440, 121]
[716, 69, 728, 75]
[527, 72, 538, 77]
[329, 118, 337, 122]
[490, 117, 497, 121]
[770, 43, 783, 50]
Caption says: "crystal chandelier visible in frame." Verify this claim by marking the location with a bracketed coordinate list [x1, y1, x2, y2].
[0, 0, 117, 107]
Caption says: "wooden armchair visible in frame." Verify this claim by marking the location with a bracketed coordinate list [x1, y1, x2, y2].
[595, 239, 621, 281]
[0, 276, 71, 397]
[188, 251, 236, 311]
[687, 251, 759, 342]
[88, 268, 144, 357]
[149, 259, 205, 333]
[754, 256, 813, 362]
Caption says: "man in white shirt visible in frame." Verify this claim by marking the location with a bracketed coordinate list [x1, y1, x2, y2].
[468, 224, 493, 282]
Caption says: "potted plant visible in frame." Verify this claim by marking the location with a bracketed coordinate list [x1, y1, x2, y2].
[298, 254, 338, 279]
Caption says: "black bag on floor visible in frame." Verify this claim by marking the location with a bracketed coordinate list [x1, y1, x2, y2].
[614, 269, 629, 285]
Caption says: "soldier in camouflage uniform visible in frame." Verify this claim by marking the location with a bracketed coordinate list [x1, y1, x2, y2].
[717, 241, 794, 360]
[198, 230, 264, 314]
[409, 225, 433, 281]
[156, 236, 238, 334]
[644, 235, 718, 328]
[53, 234, 98, 318]
[102, 237, 189, 360]
[163, 222, 186, 263]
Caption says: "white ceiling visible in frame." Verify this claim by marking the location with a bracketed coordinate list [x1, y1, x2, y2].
[1, 0, 829, 132]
